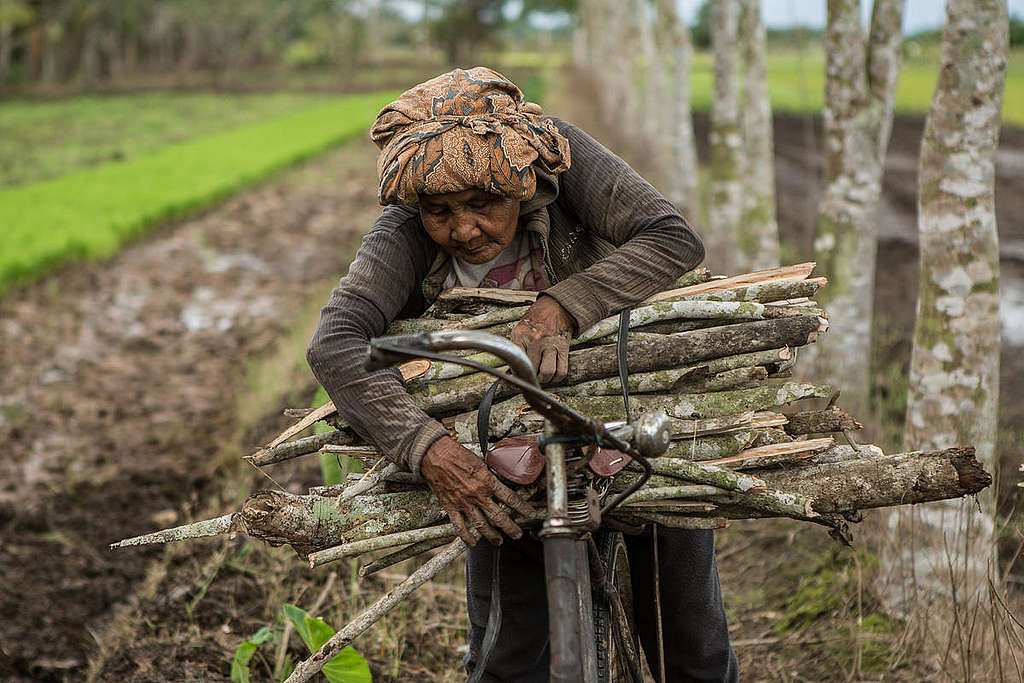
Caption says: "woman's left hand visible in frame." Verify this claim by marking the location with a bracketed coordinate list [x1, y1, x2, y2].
[511, 295, 576, 385]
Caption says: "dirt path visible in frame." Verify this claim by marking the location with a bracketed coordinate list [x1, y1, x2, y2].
[0, 136, 381, 681]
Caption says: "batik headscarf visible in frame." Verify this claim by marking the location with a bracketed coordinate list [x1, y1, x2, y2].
[370, 67, 571, 206]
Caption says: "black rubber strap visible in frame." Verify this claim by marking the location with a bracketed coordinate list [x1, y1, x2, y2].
[476, 376, 504, 459]
[617, 308, 631, 419]
[468, 544, 502, 683]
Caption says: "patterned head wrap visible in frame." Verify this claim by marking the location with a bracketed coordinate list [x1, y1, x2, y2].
[370, 67, 571, 206]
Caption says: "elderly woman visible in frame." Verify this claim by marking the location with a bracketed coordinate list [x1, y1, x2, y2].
[307, 67, 738, 682]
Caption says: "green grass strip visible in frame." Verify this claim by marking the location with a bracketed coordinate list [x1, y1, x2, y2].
[0, 91, 396, 295]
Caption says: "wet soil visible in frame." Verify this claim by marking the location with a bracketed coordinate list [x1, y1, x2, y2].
[1, 100, 1022, 681]
[0, 137, 382, 681]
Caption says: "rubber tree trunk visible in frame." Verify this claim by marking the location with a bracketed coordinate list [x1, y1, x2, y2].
[736, 0, 779, 271]
[637, 0, 664, 148]
[0, 24, 11, 82]
[800, 0, 904, 418]
[657, 0, 701, 221]
[886, 0, 1007, 625]
[706, 0, 742, 274]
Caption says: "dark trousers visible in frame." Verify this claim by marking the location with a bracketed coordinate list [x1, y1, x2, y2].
[464, 527, 739, 682]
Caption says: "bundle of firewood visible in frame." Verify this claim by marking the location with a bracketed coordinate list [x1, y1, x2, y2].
[111, 262, 991, 683]
[112, 263, 990, 566]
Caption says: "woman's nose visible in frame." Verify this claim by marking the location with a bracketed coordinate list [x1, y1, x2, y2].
[450, 214, 481, 243]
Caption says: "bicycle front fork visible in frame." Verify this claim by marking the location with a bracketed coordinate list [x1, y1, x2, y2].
[539, 422, 599, 683]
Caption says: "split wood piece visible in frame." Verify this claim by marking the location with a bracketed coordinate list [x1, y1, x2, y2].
[309, 523, 458, 567]
[358, 537, 453, 577]
[783, 406, 863, 436]
[642, 262, 816, 302]
[264, 401, 339, 451]
[235, 489, 443, 558]
[433, 287, 539, 313]
[756, 446, 991, 513]
[111, 513, 235, 549]
[285, 539, 467, 683]
[701, 437, 835, 470]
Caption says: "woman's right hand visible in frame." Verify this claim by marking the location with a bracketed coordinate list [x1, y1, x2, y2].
[420, 436, 536, 546]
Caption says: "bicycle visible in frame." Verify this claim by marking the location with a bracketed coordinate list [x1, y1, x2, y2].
[366, 328, 673, 683]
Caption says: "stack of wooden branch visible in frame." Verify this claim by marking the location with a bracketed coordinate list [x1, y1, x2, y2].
[111, 262, 991, 683]
[112, 263, 990, 565]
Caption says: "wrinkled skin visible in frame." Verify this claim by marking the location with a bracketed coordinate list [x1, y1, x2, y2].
[419, 189, 578, 544]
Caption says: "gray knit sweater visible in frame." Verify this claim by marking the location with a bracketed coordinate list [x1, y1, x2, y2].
[306, 118, 705, 476]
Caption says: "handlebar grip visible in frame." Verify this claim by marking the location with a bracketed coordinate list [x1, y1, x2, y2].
[363, 333, 434, 372]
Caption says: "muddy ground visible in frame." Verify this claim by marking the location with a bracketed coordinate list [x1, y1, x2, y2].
[1, 101, 1022, 681]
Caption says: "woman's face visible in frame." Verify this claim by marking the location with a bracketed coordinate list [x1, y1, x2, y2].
[419, 189, 520, 264]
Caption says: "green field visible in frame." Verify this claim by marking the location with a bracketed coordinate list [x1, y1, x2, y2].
[0, 92, 336, 188]
[0, 92, 394, 294]
[688, 47, 1024, 126]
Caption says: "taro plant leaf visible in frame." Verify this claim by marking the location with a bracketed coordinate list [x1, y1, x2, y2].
[230, 625, 275, 683]
[282, 604, 372, 683]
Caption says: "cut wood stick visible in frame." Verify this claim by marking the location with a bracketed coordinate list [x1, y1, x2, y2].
[617, 501, 718, 513]
[701, 437, 836, 470]
[285, 539, 467, 683]
[236, 489, 443, 557]
[575, 300, 768, 343]
[449, 383, 824, 445]
[248, 429, 357, 467]
[358, 537, 452, 577]
[755, 446, 991, 513]
[309, 523, 458, 567]
[646, 262, 817, 302]
[615, 512, 730, 529]
[333, 462, 400, 503]
[265, 401, 338, 450]
[621, 485, 725, 503]
[784, 406, 863, 436]
[110, 513, 235, 548]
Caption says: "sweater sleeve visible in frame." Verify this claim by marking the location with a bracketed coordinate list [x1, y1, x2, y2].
[541, 119, 705, 332]
[306, 207, 449, 478]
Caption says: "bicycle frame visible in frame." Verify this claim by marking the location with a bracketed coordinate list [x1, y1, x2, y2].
[366, 330, 664, 682]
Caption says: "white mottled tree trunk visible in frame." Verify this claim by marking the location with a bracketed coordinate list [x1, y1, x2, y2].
[885, 0, 1006, 628]
[657, 0, 700, 221]
[736, 0, 779, 271]
[638, 0, 665, 146]
[800, 0, 903, 418]
[604, 0, 636, 131]
[707, 0, 743, 274]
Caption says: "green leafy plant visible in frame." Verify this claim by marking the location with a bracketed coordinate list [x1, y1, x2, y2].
[229, 605, 371, 683]
[282, 604, 372, 683]
[231, 625, 275, 683]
